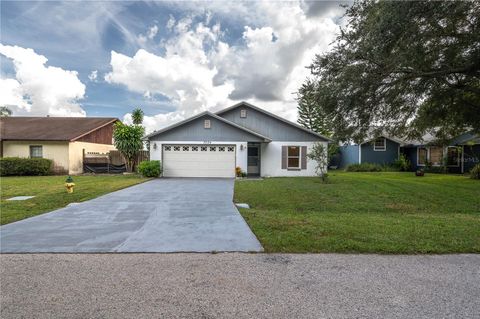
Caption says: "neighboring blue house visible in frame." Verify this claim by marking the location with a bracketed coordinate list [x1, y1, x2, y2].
[339, 131, 480, 173]
[339, 136, 402, 168]
[402, 132, 480, 174]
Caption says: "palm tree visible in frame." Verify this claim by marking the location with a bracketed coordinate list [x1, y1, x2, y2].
[132, 108, 144, 125]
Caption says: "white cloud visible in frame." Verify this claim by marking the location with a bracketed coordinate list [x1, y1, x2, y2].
[138, 24, 159, 45]
[106, 47, 234, 133]
[147, 25, 159, 39]
[88, 70, 98, 82]
[106, 1, 345, 132]
[0, 78, 31, 113]
[0, 44, 86, 116]
[166, 14, 176, 30]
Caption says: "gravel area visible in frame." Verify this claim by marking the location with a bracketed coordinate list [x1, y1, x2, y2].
[1, 253, 479, 318]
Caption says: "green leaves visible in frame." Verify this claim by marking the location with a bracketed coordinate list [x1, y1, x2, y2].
[131, 107, 144, 125]
[296, 79, 334, 137]
[303, 0, 480, 142]
[113, 121, 145, 172]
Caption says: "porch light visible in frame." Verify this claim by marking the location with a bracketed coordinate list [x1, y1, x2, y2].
[153, 143, 157, 150]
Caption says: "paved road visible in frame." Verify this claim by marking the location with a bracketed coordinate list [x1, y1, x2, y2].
[1, 253, 478, 319]
[0, 178, 262, 252]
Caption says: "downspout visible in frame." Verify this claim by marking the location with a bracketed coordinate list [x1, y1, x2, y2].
[461, 145, 465, 174]
[358, 144, 362, 164]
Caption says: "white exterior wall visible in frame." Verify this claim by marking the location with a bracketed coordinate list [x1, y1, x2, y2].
[2, 140, 70, 173]
[260, 141, 326, 177]
[150, 140, 248, 175]
[68, 141, 116, 175]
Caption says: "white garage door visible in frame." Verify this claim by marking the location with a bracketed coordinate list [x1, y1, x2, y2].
[163, 144, 236, 178]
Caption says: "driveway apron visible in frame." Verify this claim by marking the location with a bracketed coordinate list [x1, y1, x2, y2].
[0, 178, 263, 253]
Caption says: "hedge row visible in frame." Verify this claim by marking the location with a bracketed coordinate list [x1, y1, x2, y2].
[0, 157, 53, 176]
[345, 163, 383, 172]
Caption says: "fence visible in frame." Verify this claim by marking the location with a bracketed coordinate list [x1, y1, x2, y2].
[108, 150, 149, 165]
[83, 150, 150, 173]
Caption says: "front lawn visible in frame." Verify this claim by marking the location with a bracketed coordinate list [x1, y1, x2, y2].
[235, 172, 480, 253]
[0, 175, 148, 225]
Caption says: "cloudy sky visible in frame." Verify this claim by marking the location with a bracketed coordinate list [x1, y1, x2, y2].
[0, 1, 348, 132]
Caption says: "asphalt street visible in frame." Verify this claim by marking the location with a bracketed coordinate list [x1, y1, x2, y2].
[1, 253, 478, 318]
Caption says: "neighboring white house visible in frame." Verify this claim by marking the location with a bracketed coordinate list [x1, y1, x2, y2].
[145, 102, 331, 178]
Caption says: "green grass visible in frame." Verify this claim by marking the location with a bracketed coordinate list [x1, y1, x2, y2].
[235, 172, 480, 254]
[0, 175, 149, 225]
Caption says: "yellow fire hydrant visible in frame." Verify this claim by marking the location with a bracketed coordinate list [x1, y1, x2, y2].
[65, 176, 75, 193]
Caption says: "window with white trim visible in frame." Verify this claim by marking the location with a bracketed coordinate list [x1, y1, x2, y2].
[287, 146, 300, 169]
[29, 145, 43, 158]
[204, 119, 211, 129]
[418, 147, 428, 165]
[240, 109, 247, 118]
[373, 138, 386, 151]
[447, 146, 460, 167]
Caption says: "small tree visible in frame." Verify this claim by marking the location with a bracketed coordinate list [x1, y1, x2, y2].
[0, 106, 12, 117]
[113, 122, 145, 172]
[307, 142, 330, 183]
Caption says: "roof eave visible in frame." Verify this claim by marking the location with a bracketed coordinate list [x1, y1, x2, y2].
[145, 111, 272, 142]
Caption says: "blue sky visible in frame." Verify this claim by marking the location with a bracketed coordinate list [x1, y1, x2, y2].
[0, 1, 347, 132]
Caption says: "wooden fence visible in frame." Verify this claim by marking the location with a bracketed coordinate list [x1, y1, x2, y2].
[108, 150, 149, 165]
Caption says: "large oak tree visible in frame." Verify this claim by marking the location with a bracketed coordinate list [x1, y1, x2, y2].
[301, 0, 480, 142]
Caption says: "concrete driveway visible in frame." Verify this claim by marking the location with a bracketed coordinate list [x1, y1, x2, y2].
[0, 178, 263, 253]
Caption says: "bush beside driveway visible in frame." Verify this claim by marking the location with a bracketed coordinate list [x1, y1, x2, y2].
[235, 172, 480, 254]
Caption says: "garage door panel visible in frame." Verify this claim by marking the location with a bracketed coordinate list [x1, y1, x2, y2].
[163, 144, 236, 178]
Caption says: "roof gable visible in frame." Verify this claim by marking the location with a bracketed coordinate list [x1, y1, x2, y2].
[361, 135, 405, 146]
[145, 111, 271, 142]
[0, 117, 118, 141]
[216, 102, 331, 142]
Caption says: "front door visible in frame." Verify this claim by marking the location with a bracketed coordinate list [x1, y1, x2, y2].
[247, 144, 260, 175]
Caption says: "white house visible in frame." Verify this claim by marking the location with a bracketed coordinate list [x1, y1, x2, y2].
[146, 102, 331, 178]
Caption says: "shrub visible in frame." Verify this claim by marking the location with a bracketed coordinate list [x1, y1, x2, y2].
[307, 142, 329, 182]
[424, 166, 443, 174]
[394, 154, 411, 171]
[470, 163, 480, 179]
[346, 162, 382, 172]
[137, 160, 161, 177]
[0, 157, 53, 176]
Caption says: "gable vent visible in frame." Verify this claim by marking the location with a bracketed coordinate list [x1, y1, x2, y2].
[204, 119, 211, 129]
[240, 109, 247, 118]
